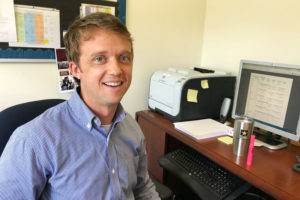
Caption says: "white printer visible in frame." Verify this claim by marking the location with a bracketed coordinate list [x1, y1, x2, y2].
[148, 67, 236, 122]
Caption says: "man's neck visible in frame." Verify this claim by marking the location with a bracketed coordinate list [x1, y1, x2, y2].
[93, 105, 118, 125]
[79, 91, 118, 125]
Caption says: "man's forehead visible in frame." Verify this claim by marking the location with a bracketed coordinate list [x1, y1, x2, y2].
[80, 28, 127, 41]
[78, 28, 133, 56]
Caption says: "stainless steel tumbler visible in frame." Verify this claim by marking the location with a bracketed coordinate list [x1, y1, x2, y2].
[232, 117, 254, 156]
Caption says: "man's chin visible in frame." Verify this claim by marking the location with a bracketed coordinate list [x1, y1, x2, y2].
[104, 98, 122, 107]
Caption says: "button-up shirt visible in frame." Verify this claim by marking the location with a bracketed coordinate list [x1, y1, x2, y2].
[0, 89, 159, 200]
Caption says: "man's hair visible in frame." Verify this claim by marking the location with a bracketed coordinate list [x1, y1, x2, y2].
[63, 12, 133, 66]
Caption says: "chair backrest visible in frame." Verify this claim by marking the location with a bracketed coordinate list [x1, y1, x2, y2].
[0, 99, 65, 156]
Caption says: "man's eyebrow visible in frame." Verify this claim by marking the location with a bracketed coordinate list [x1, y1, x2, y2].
[120, 50, 133, 56]
[88, 51, 108, 61]
[90, 51, 108, 57]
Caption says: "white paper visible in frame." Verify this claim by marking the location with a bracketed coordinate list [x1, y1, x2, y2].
[81, 3, 115, 17]
[0, 0, 17, 42]
[9, 5, 60, 48]
[174, 119, 233, 140]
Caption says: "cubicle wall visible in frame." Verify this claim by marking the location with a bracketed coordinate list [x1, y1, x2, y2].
[0, 0, 126, 62]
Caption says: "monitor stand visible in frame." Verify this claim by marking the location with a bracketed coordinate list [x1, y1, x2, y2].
[253, 131, 287, 150]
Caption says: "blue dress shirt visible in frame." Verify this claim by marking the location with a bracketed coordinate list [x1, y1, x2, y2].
[0, 89, 159, 200]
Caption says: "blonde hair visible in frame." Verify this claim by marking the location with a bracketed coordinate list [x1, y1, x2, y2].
[64, 12, 133, 66]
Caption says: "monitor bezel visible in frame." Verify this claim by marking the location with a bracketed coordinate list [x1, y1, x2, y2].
[232, 59, 300, 141]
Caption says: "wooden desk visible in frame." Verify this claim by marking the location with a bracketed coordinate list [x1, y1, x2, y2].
[136, 110, 300, 200]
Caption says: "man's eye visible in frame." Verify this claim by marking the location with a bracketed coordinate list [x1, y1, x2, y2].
[96, 57, 105, 63]
[120, 56, 131, 63]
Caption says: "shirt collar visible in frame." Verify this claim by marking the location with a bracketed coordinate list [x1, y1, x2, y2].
[67, 87, 126, 132]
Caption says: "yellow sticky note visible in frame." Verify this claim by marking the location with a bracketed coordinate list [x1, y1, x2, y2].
[187, 89, 198, 103]
[201, 80, 209, 89]
[44, 40, 49, 44]
[218, 136, 233, 145]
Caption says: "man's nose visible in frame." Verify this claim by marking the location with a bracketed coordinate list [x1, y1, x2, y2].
[108, 58, 122, 75]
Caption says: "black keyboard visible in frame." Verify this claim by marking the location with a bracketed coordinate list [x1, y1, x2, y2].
[158, 146, 251, 200]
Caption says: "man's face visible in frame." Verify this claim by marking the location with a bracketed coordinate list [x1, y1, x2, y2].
[70, 29, 133, 110]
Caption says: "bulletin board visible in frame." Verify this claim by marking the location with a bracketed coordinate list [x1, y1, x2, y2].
[0, 0, 126, 62]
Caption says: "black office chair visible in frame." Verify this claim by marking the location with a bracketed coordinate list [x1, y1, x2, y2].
[153, 180, 174, 200]
[0, 99, 65, 156]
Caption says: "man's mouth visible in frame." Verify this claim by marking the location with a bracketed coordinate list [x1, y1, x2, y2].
[104, 82, 122, 87]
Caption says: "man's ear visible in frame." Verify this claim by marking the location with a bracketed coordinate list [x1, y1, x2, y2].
[69, 61, 81, 80]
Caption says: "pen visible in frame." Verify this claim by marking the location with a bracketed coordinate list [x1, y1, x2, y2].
[247, 135, 255, 166]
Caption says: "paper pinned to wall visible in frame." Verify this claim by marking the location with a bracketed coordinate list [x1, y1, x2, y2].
[55, 48, 77, 93]
[0, 0, 17, 42]
[9, 5, 60, 48]
[80, 3, 116, 17]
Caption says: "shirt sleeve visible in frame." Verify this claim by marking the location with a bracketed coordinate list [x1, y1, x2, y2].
[133, 135, 160, 200]
[0, 129, 48, 200]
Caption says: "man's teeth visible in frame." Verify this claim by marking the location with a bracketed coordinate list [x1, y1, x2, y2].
[104, 82, 121, 86]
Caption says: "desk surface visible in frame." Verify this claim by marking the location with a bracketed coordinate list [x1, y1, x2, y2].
[136, 110, 300, 200]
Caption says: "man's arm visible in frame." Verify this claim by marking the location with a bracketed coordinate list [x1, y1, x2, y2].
[133, 137, 160, 200]
[0, 130, 47, 199]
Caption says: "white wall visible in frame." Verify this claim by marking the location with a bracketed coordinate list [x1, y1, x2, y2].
[201, 0, 300, 74]
[0, 62, 71, 111]
[122, 0, 206, 116]
[2, 0, 300, 116]
[0, 0, 206, 117]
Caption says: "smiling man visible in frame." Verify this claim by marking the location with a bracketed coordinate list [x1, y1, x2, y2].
[69, 28, 133, 125]
[0, 13, 159, 200]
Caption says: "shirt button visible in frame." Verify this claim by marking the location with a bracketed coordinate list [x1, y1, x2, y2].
[112, 169, 115, 174]
[86, 123, 91, 129]
[93, 119, 98, 124]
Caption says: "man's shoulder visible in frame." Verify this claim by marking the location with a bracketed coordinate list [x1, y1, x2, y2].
[30, 101, 67, 124]
[14, 101, 69, 138]
[119, 112, 143, 133]
[123, 112, 138, 125]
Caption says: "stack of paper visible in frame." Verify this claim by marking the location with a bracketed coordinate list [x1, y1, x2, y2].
[173, 119, 233, 140]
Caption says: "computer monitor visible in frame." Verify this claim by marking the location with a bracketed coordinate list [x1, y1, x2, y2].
[232, 60, 300, 150]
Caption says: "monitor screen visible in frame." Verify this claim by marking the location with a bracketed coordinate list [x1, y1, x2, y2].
[232, 60, 300, 142]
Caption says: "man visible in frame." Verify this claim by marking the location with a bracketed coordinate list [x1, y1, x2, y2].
[0, 13, 160, 200]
